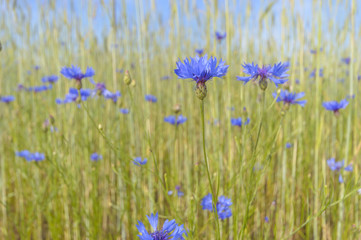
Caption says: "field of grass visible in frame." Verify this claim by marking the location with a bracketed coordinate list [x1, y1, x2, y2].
[0, 0, 360, 239]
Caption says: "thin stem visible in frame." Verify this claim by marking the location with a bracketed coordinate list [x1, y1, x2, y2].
[200, 100, 221, 240]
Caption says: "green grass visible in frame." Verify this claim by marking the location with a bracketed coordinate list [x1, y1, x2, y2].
[0, 0, 360, 239]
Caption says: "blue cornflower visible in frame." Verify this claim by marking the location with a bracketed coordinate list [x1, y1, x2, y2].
[60, 65, 95, 89]
[327, 158, 353, 183]
[1, 95, 15, 103]
[161, 75, 171, 80]
[175, 55, 228, 85]
[29, 85, 52, 93]
[164, 115, 187, 125]
[145, 94, 157, 103]
[136, 213, 187, 240]
[34, 65, 40, 71]
[231, 117, 250, 127]
[175, 185, 184, 197]
[91, 153, 102, 161]
[341, 57, 351, 65]
[133, 157, 147, 166]
[120, 108, 130, 114]
[90, 81, 107, 96]
[103, 90, 121, 103]
[201, 194, 232, 220]
[322, 99, 348, 115]
[116, 69, 124, 73]
[237, 62, 289, 89]
[174, 55, 228, 99]
[195, 49, 204, 55]
[16, 150, 45, 162]
[42, 75, 59, 84]
[272, 90, 307, 107]
[265, 216, 270, 223]
[286, 143, 292, 148]
[56, 88, 92, 104]
[309, 68, 323, 78]
[60, 65, 95, 81]
[215, 31, 226, 41]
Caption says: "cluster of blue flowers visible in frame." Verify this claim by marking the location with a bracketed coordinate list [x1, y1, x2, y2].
[201, 193, 232, 220]
[16, 150, 45, 162]
[164, 115, 187, 125]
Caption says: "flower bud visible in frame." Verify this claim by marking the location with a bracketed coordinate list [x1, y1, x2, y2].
[195, 83, 207, 100]
[49, 115, 55, 125]
[75, 80, 82, 90]
[173, 104, 181, 114]
[259, 78, 268, 91]
[124, 70, 131, 85]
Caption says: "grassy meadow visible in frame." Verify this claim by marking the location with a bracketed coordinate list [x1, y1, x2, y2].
[0, 0, 360, 239]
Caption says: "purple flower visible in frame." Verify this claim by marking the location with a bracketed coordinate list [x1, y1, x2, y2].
[120, 108, 130, 114]
[91, 153, 102, 161]
[56, 88, 92, 104]
[164, 115, 187, 125]
[30, 85, 52, 93]
[1, 95, 15, 103]
[237, 62, 289, 88]
[201, 194, 232, 220]
[60, 65, 95, 81]
[195, 49, 204, 55]
[265, 216, 270, 223]
[286, 143, 292, 148]
[231, 117, 250, 127]
[133, 157, 147, 166]
[16, 150, 45, 162]
[215, 31, 226, 41]
[322, 99, 348, 114]
[309, 68, 323, 78]
[341, 57, 351, 65]
[175, 185, 184, 197]
[42, 75, 59, 84]
[103, 90, 121, 103]
[272, 90, 307, 107]
[174, 55, 228, 85]
[327, 158, 353, 183]
[145, 94, 157, 103]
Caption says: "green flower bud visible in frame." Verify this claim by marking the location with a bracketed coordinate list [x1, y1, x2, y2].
[195, 83, 207, 100]
[259, 78, 268, 91]
[75, 80, 82, 90]
[124, 70, 131, 85]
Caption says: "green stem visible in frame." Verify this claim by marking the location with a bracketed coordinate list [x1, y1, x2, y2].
[200, 100, 221, 239]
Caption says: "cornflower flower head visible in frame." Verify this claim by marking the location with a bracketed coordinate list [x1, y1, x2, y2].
[136, 213, 187, 240]
[341, 57, 351, 65]
[103, 90, 121, 103]
[16, 150, 45, 162]
[56, 88, 92, 105]
[237, 62, 289, 90]
[309, 68, 323, 78]
[174, 54, 228, 100]
[272, 90, 307, 108]
[164, 115, 187, 125]
[29, 85, 52, 93]
[42, 75, 59, 84]
[286, 143, 292, 148]
[145, 94, 157, 103]
[327, 158, 353, 183]
[265, 216, 270, 223]
[1, 95, 15, 103]
[230, 117, 250, 127]
[322, 99, 348, 116]
[119, 108, 130, 114]
[201, 194, 232, 220]
[195, 49, 204, 56]
[175, 185, 184, 197]
[90, 79, 106, 96]
[60, 65, 95, 90]
[215, 31, 226, 41]
[133, 157, 147, 166]
[33, 65, 40, 71]
[90, 153, 102, 161]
